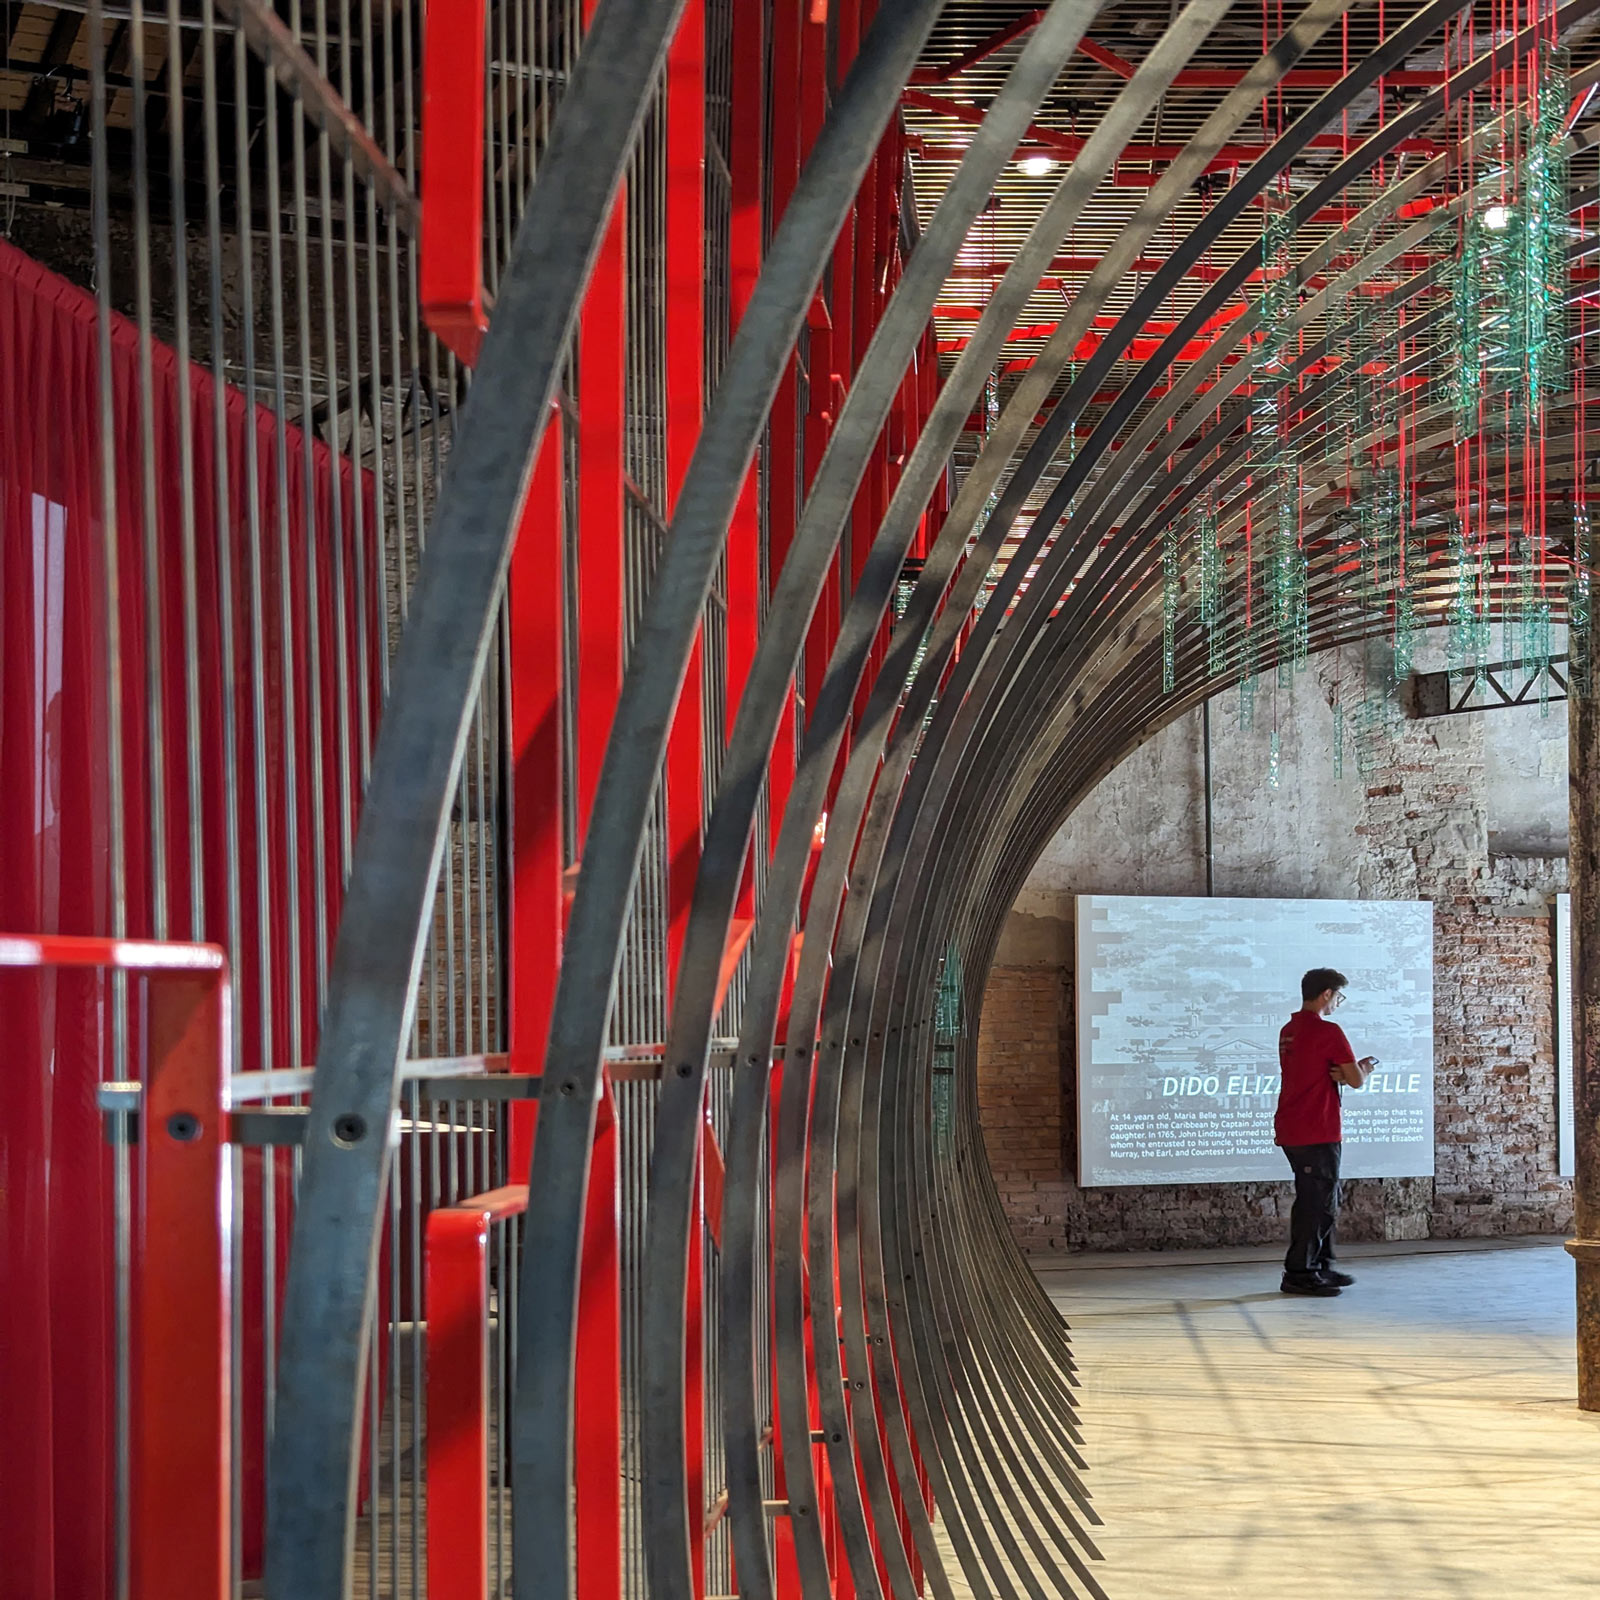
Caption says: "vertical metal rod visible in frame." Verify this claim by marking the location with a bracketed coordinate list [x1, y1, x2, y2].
[166, 0, 207, 941]
[88, 9, 130, 1586]
[130, 0, 169, 943]
[313, 0, 356, 887]
[1202, 694, 1215, 896]
[288, 0, 331, 1013]
[200, 0, 245, 1066]
[388, 1156, 403, 1599]
[337, 0, 372, 785]
[380, 0, 408, 653]
[484, 5, 500, 298]
[407, 1078, 425, 1600]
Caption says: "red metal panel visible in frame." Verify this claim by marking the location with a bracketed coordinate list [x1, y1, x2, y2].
[724, 0, 764, 728]
[664, 0, 708, 994]
[426, 1184, 530, 1600]
[420, 0, 491, 366]
[136, 967, 232, 1600]
[685, 1154, 707, 1600]
[507, 411, 566, 1174]
[726, 0, 766, 920]
[577, 0, 625, 841]
[578, 213, 628, 844]
[0, 937, 231, 1600]
[662, 13, 709, 1590]
[763, 0, 804, 852]
[576, 1084, 623, 1600]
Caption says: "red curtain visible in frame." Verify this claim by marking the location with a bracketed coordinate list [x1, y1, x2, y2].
[0, 236, 380, 1598]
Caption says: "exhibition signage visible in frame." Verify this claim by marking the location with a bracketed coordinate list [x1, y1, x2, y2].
[1075, 894, 1435, 1187]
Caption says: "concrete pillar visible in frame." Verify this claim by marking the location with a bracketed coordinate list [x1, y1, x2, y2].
[1568, 614, 1600, 1410]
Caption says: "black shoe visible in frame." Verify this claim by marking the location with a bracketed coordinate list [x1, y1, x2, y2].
[1280, 1273, 1341, 1297]
[1320, 1269, 1355, 1287]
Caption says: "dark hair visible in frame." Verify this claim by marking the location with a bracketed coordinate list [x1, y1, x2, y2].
[1302, 967, 1348, 1004]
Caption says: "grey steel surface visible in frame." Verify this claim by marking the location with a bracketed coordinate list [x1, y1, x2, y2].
[509, 8, 947, 1600]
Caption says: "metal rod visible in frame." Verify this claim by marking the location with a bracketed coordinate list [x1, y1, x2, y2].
[211, 0, 418, 229]
[1203, 695, 1215, 897]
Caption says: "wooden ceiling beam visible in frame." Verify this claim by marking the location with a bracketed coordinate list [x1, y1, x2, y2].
[19, 8, 81, 124]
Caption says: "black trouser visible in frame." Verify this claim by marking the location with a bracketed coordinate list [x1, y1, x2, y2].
[1281, 1142, 1342, 1279]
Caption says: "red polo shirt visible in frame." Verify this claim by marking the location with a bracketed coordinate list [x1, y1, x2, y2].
[1275, 1009, 1354, 1146]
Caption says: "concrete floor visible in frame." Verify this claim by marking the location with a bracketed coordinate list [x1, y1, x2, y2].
[1027, 1238, 1600, 1600]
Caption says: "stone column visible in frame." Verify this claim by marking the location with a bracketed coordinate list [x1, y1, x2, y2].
[1568, 603, 1600, 1409]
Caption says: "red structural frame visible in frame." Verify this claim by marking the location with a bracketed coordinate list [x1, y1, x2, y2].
[410, 0, 947, 1588]
[0, 934, 232, 1600]
[425, 1183, 528, 1600]
[420, 0, 491, 365]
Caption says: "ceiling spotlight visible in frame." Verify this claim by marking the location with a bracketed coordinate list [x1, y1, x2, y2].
[1484, 202, 1512, 231]
[1019, 155, 1057, 177]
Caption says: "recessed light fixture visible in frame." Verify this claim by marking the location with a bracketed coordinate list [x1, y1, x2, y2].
[1019, 155, 1057, 177]
[1484, 202, 1512, 231]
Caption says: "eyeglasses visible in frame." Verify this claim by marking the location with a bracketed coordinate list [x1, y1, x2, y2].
[1330, 990, 1346, 1008]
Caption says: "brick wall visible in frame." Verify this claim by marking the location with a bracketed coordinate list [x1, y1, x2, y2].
[978, 704, 1575, 1254]
[974, 968, 1072, 1252]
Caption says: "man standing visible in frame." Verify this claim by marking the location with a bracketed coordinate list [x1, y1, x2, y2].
[1275, 967, 1377, 1297]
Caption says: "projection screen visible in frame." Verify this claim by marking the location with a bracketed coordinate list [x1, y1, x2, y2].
[1075, 895, 1435, 1187]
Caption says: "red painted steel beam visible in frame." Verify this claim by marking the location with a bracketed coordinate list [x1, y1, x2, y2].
[664, 0, 708, 996]
[426, 1185, 529, 1600]
[909, 8, 1045, 84]
[0, 936, 232, 1600]
[137, 970, 233, 1600]
[940, 302, 1248, 355]
[578, 0, 626, 844]
[701, 1109, 727, 1251]
[937, 247, 1445, 299]
[576, 1086, 622, 1600]
[662, 12, 708, 1599]
[420, 0, 490, 365]
[901, 105, 1443, 167]
[578, 239, 627, 842]
[726, 0, 765, 924]
[763, 0, 806, 879]
[1077, 37, 1133, 78]
[1073, 38, 1446, 88]
[507, 411, 566, 1176]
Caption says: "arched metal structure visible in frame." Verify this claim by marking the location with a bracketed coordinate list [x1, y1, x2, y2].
[269, 1, 1600, 1596]
[6, 1, 1599, 1597]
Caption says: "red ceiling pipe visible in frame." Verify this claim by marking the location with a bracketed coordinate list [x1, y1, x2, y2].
[1074, 39, 1445, 88]
[909, 7, 1046, 84]
[905, 128, 1442, 164]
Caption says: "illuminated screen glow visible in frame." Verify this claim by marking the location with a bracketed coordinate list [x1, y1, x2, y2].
[1074, 894, 1435, 1187]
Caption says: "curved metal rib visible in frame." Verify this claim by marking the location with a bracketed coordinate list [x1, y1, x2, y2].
[634, 12, 1116, 1598]
[805, 12, 1521, 1595]
[265, 4, 685, 1594]
[508, 8, 947, 1599]
[734, 6, 1243, 1594]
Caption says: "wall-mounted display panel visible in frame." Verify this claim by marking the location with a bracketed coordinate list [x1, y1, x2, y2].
[1075, 895, 1435, 1187]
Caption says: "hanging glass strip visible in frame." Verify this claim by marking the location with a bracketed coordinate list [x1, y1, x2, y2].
[1257, 202, 1296, 373]
[1162, 519, 1181, 693]
[1454, 48, 1569, 432]
[1522, 45, 1571, 407]
[1269, 467, 1308, 684]
[1447, 522, 1492, 686]
[1451, 210, 1489, 434]
[1239, 666, 1258, 731]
